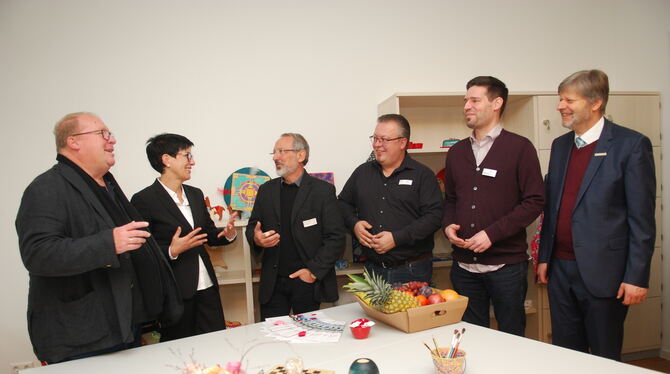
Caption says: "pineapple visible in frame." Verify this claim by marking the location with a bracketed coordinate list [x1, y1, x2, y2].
[344, 269, 419, 313]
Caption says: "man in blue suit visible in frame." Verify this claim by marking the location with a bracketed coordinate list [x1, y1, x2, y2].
[537, 70, 655, 360]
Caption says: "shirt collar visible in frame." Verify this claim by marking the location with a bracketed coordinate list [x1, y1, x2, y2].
[157, 178, 189, 206]
[282, 169, 305, 187]
[469, 124, 503, 144]
[574, 116, 604, 146]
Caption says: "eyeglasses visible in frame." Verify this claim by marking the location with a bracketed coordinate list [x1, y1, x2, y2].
[71, 129, 113, 141]
[177, 152, 194, 162]
[369, 135, 403, 144]
[269, 149, 297, 156]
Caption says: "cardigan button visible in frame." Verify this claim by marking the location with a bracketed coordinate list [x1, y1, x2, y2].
[470, 223, 475, 228]
[471, 205, 476, 209]
[473, 186, 478, 191]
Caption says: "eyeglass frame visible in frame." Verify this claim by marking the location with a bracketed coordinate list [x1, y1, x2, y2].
[269, 149, 299, 156]
[176, 151, 194, 162]
[71, 129, 113, 141]
[369, 135, 405, 144]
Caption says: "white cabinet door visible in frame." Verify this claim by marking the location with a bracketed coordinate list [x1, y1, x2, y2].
[536, 95, 569, 150]
[605, 95, 661, 146]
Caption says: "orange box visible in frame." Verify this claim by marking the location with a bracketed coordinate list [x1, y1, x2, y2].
[354, 295, 468, 333]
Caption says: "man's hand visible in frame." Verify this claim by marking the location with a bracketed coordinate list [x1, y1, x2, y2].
[537, 263, 548, 284]
[217, 210, 239, 240]
[371, 231, 395, 254]
[445, 224, 466, 247]
[463, 230, 492, 253]
[170, 226, 208, 257]
[253, 221, 280, 248]
[289, 268, 317, 284]
[113, 221, 152, 254]
[617, 282, 648, 305]
[354, 220, 374, 248]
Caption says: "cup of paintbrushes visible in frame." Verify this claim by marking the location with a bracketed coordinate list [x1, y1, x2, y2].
[430, 347, 466, 374]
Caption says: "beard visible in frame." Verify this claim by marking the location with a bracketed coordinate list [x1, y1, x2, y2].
[276, 162, 296, 178]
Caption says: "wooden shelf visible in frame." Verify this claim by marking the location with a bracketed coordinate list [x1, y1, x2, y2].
[214, 269, 245, 285]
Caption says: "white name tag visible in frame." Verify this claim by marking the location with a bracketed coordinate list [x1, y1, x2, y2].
[482, 168, 497, 177]
[594, 152, 607, 157]
[399, 179, 413, 185]
[303, 218, 317, 227]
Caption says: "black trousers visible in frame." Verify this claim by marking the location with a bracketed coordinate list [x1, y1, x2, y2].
[451, 261, 528, 336]
[160, 285, 225, 341]
[548, 258, 628, 360]
[260, 276, 320, 320]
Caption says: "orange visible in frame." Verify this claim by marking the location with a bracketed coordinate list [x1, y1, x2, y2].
[415, 295, 429, 306]
[439, 289, 460, 301]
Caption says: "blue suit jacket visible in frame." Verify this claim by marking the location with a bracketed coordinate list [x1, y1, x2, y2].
[538, 119, 655, 298]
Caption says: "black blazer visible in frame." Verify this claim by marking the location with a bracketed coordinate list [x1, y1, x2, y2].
[245, 173, 345, 305]
[16, 163, 182, 363]
[539, 120, 656, 297]
[131, 179, 233, 299]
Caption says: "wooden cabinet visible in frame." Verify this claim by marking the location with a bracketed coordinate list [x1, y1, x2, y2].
[377, 91, 662, 354]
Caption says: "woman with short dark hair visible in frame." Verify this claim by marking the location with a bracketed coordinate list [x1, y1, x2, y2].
[131, 133, 237, 341]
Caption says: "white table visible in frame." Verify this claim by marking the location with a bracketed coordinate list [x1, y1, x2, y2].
[23, 302, 658, 373]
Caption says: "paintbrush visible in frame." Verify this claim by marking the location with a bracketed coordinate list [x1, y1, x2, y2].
[451, 328, 466, 358]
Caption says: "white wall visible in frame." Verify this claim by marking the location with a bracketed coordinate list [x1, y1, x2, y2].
[1, 0, 669, 368]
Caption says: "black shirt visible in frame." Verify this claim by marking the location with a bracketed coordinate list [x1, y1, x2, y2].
[338, 155, 443, 264]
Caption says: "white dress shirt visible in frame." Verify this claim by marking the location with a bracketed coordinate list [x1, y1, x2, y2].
[158, 179, 214, 291]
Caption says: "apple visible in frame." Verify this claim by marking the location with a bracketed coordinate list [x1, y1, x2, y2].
[427, 293, 445, 304]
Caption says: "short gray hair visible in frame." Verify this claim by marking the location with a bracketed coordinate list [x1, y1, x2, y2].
[558, 70, 609, 114]
[281, 133, 310, 166]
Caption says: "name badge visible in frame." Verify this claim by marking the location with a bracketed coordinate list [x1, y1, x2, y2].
[482, 168, 497, 178]
[399, 179, 413, 185]
[594, 152, 607, 157]
[303, 218, 317, 228]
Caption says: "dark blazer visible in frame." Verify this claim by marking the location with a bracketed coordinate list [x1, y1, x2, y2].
[131, 179, 233, 299]
[539, 120, 656, 297]
[245, 173, 345, 305]
[15, 162, 181, 363]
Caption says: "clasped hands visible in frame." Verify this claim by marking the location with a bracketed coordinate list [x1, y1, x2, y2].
[444, 224, 492, 253]
[354, 220, 395, 254]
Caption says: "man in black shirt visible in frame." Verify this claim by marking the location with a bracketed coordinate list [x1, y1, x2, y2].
[246, 133, 345, 319]
[338, 114, 443, 284]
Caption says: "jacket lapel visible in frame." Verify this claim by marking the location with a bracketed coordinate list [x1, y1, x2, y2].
[59, 163, 115, 228]
[574, 120, 614, 209]
[151, 179, 193, 230]
[184, 186, 204, 229]
[551, 134, 574, 214]
[271, 178, 281, 220]
[291, 174, 312, 225]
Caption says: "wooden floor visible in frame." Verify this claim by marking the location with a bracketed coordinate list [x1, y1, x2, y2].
[627, 357, 670, 373]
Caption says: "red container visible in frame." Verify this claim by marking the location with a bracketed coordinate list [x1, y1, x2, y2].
[350, 318, 373, 339]
[350, 325, 371, 339]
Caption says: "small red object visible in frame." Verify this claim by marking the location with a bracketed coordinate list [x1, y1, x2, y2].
[298, 331, 307, 337]
[350, 318, 372, 339]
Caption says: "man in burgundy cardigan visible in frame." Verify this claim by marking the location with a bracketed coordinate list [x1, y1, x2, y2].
[538, 70, 655, 360]
[443, 76, 545, 336]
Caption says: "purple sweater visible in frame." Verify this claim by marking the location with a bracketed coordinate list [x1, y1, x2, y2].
[442, 129, 545, 265]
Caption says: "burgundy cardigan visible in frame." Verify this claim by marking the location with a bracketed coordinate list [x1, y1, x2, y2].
[442, 129, 545, 265]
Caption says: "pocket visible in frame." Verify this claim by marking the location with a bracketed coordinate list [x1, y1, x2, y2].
[29, 291, 110, 351]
